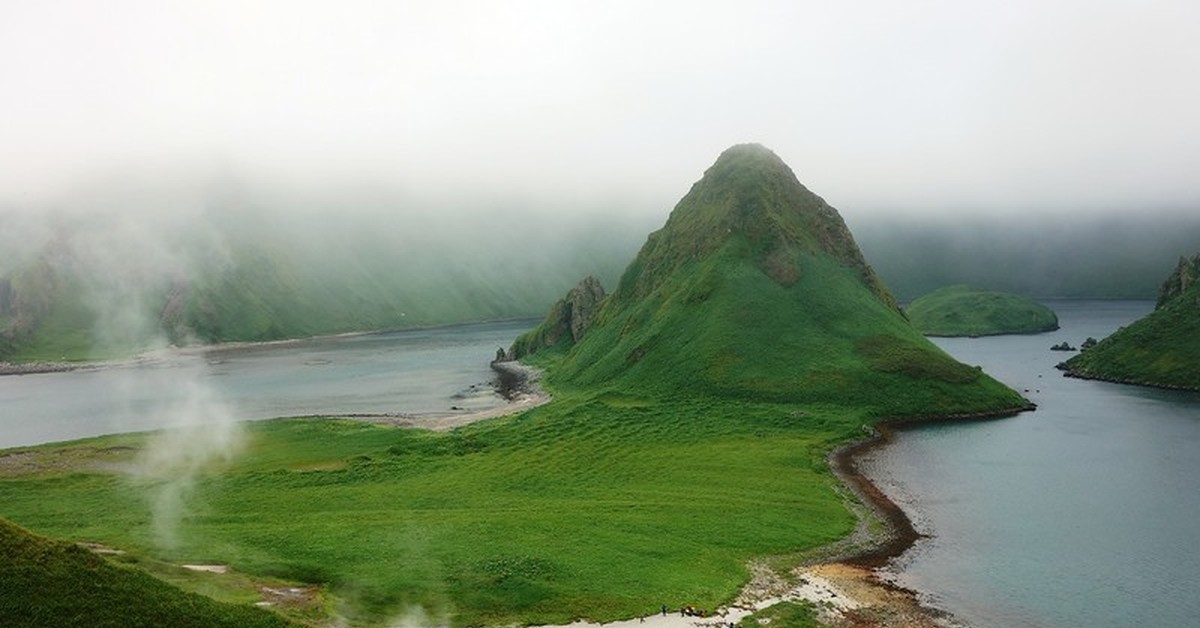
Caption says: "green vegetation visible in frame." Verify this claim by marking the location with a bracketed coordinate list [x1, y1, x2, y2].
[0, 517, 294, 628]
[1061, 255, 1200, 390]
[906, 285, 1059, 337]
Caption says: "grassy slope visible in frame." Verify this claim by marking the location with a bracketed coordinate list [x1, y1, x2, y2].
[906, 285, 1059, 337]
[1061, 282, 1200, 390]
[541, 145, 1025, 417]
[0, 517, 293, 628]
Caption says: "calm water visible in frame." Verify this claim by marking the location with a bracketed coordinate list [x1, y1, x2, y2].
[861, 300, 1200, 627]
[0, 320, 534, 449]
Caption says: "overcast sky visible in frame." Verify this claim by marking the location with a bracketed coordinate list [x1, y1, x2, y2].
[2, 0, 1198, 216]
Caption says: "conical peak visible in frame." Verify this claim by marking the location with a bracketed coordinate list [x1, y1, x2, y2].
[618, 143, 898, 312]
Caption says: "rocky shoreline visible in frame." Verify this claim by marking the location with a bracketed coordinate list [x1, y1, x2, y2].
[490, 359, 545, 400]
[0, 361, 96, 376]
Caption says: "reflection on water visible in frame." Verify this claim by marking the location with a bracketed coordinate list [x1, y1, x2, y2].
[860, 301, 1200, 627]
[0, 320, 534, 449]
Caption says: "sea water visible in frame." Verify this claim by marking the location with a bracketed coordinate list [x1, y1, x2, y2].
[860, 301, 1200, 627]
[0, 320, 535, 449]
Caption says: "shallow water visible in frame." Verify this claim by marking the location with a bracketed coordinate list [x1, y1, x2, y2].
[0, 320, 534, 449]
[860, 300, 1200, 627]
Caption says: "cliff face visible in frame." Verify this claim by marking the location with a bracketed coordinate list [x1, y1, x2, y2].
[1157, 254, 1200, 308]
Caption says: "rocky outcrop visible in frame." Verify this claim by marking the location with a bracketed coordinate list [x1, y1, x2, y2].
[508, 276, 606, 359]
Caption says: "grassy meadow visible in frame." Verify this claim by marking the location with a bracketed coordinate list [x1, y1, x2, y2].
[0, 385, 873, 626]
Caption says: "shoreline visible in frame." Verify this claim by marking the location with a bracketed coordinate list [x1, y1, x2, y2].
[806, 404, 1035, 626]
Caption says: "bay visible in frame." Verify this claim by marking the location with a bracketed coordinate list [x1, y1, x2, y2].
[0, 320, 534, 449]
[861, 300, 1200, 627]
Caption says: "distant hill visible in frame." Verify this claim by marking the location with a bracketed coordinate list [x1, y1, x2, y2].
[906, 285, 1058, 337]
[1059, 255, 1200, 391]
[0, 517, 292, 628]
[0, 207, 640, 362]
[514, 144, 1027, 417]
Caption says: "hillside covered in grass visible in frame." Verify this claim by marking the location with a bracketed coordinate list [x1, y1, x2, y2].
[905, 285, 1059, 337]
[0, 517, 293, 628]
[514, 144, 1027, 418]
[1060, 254, 1200, 390]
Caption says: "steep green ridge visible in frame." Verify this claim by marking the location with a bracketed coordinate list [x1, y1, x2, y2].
[1061, 255, 1200, 390]
[906, 285, 1059, 337]
[519, 144, 1025, 416]
[0, 517, 293, 628]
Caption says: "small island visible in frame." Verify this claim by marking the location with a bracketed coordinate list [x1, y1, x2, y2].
[906, 285, 1059, 337]
[1059, 255, 1200, 391]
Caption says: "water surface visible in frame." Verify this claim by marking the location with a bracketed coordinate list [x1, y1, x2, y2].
[0, 320, 533, 449]
[861, 300, 1200, 627]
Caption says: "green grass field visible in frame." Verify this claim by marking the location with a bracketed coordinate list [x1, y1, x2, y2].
[905, 285, 1059, 337]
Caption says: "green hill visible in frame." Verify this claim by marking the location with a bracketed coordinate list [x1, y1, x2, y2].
[906, 285, 1059, 337]
[515, 144, 1026, 417]
[1060, 254, 1200, 390]
[0, 517, 292, 628]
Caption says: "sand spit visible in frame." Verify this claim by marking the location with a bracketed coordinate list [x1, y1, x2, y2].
[336, 391, 551, 432]
[332, 361, 549, 432]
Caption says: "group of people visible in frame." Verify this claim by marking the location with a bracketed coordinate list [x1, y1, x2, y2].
[638, 603, 735, 626]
